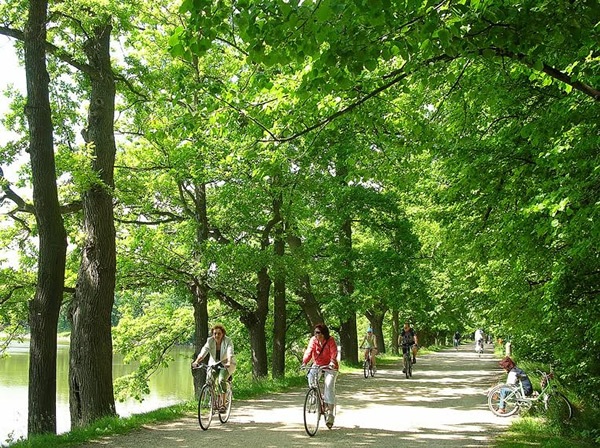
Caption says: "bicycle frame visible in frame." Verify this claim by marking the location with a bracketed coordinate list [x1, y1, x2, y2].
[362, 348, 375, 378]
[302, 365, 337, 436]
[512, 371, 555, 408]
[194, 363, 233, 430]
[402, 344, 413, 378]
[488, 369, 573, 421]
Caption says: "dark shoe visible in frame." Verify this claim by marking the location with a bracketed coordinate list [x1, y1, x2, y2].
[326, 413, 334, 428]
[402, 368, 406, 373]
[412, 358, 416, 364]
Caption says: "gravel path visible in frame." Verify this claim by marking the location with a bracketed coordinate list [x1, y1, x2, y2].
[77, 344, 511, 447]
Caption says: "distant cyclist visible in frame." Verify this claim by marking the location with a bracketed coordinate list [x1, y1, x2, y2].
[453, 331, 461, 350]
[359, 327, 378, 371]
[399, 321, 419, 372]
[475, 328, 484, 352]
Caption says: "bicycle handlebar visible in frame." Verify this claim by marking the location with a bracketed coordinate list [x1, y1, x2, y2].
[191, 362, 228, 371]
[300, 364, 338, 373]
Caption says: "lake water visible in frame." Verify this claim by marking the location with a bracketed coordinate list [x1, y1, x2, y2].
[0, 341, 195, 446]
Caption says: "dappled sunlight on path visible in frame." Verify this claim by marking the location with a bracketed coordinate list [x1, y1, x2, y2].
[78, 343, 513, 447]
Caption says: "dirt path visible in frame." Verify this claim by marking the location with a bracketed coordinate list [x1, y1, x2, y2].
[78, 344, 511, 447]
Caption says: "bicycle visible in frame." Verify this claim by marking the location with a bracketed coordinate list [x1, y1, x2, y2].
[193, 363, 233, 430]
[401, 344, 413, 379]
[488, 369, 573, 423]
[301, 365, 337, 436]
[361, 347, 376, 378]
[475, 339, 484, 357]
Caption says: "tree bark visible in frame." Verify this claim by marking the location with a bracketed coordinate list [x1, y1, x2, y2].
[24, 0, 68, 435]
[272, 214, 286, 378]
[338, 243, 358, 362]
[243, 266, 270, 379]
[336, 159, 358, 364]
[365, 309, 388, 354]
[69, 22, 117, 427]
[391, 309, 400, 355]
[191, 182, 210, 393]
[286, 234, 324, 328]
[191, 280, 209, 395]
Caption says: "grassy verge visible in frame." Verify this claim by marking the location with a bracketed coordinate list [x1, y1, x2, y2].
[493, 416, 599, 448]
[6, 371, 308, 448]
[491, 359, 600, 447]
[7, 359, 379, 448]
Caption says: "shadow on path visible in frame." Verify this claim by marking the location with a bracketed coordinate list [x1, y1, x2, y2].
[79, 343, 513, 447]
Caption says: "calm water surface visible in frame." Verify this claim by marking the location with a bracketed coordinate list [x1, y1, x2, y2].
[0, 341, 195, 445]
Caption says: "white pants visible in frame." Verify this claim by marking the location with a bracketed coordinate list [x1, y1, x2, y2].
[308, 367, 338, 406]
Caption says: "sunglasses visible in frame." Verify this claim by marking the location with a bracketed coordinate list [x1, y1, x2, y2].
[314, 331, 322, 334]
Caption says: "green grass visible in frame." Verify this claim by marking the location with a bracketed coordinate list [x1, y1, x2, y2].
[5, 369, 312, 448]
[493, 416, 599, 448]
[9, 348, 599, 448]
[490, 358, 600, 448]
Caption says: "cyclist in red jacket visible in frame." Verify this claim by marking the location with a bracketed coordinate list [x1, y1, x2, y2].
[302, 323, 339, 428]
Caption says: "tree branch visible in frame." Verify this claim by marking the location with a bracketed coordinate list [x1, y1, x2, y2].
[493, 48, 600, 101]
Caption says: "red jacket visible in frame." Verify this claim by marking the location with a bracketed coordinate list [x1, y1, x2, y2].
[303, 336, 339, 369]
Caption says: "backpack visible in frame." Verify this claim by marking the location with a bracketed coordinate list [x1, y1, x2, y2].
[401, 328, 415, 345]
[514, 367, 533, 396]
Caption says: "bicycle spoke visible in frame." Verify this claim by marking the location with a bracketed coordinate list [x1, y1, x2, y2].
[303, 387, 321, 436]
[198, 385, 213, 430]
[488, 384, 520, 417]
[219, 384, 233, 423]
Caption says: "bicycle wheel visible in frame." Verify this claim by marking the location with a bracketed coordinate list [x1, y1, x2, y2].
[219, 383, 233, 423]
[369, 359, 375, 377]
[363, 359, 369, 378]
[403, 353, 410, 379]
[488, 384, 520, 417]
[545, 392, 573, 423]
[408, 357, 412, 378]
[303, 387, 321, 436]
[197, 384, 213, 430]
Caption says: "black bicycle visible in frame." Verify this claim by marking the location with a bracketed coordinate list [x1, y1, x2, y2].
[361, 347, 376, 378]
[193, 363, 233, 430]
[301, 365, 337, 436]
[402, 344, 413, 378]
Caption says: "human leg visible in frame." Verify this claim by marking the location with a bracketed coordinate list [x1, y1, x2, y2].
[323, 370, 338, 428]
[217, 368, 229, 411]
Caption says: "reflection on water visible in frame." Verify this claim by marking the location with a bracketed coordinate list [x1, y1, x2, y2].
[0, 342, 195, 445]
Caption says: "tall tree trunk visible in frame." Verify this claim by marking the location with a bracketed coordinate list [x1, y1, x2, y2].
[365, 309, 388, 354]
[296, 275, 324, 328]
[286, 234, 324, 327]
[336, 158, 358, 364]
[191, 182, 210, 393]
[391, 309, 400, 355]
[69, 22, 117, 427]
[272, 215, 286, 378]
[243, 267, 270, 379]
[191, 280, 209, 395]
[24, 0, 68, 436]
[338, 229, 358, 363]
